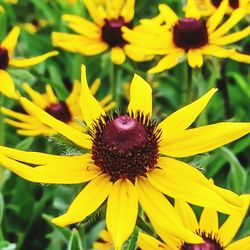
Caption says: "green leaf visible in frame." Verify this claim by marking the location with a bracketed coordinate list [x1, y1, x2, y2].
[122, 227, 139, 250]
[67, 229, 83, 250]
[15, 137, 34, 150]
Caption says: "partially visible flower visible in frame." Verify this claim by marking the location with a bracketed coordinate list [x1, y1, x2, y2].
[123, 0, 250, 73]
[52, 0, 152, 64]
[0, 79, 115, 136]
[93, 229, 113, 250]
[0, 26, 58, 98]
[3, 0, 17, 4]
[138, 195, 250, 250]
[0, 65, 249, 249]
[22, 19, 48, 34]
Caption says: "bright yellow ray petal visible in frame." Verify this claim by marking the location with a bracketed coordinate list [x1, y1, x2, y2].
[110, 47, 126, 65]
[45, 84, 58, 103]
[52, 174, 112, 226]
[0, 153, 100, 184]
[207, 0, 228, 33]
[230, 52, 250, 63]
[83, 0, 105, 26]
[20, 97, 92, 149]
[89, 78, 101, 96]
[158, 4, 178, 28]
[137, 233, 169, 250]
[121, 0, 135, 22]
[80, 65, 105, 127]
[201, 45, 235, 58]
[187, 49, 203, 68]
[127, 74, 152, 116]
[199, 207, 219, 234]
[225, 236, 250, 250]
[99, 95, 112, 106]
[66, 81, 81, 105]
[160, 122, 250, 157]
[219, 195, 250, 246]
[185, 0, 201, 19]
[135, 177, 203, 244]
[17, 128, 53, 136]
[9, 51, 58, 68]
[123, 45, 154, 62]
[0, 70, 18, 98]
[159, 88, 217, 146]
[149, 157, 242, 214]
[175, 200, 199, 232]
[106, 179, 138, 249]
[1, 26, 20, 54]
[4, 118, 42, 130]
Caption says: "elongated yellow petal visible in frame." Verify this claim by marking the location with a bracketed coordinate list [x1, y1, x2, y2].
[110, 47, 126, 64]
[80, 65, 105, 127]
[187, 49, 203, 68]
[199, 207, 218, 234]
[158, 4, 178, 27]
[135, 176, 203, 244]
[106, 179, 138, 249]
[0, 153, 100, 184]
[9, 51, 58, 68]
[185, 0, 200, 19]
[137, 233, 169, 250]
[127, 74, 152, 116]
[160, 122, 250, 157]
[230, 52, 250, 63]
[45, 85, 58, 103]
[124, 45, 154, 62]
[219, 195, 250, 246]
[0, 70, 18, 98]
[225, 236, 250, 250]
[201, 45, 235, 58]
[174, 200, 199, 232]
[149, 157, 242, 214]
[4, 118, 42, 130]
[89, 78, 101, 96]
[52, 174, 112, 226]
[121, 0, 135, 22]
[20, 97, 92, 149]
[83, 0, 105, 26]
[207, 0, 228, 33]
[1, 26, 20, 54]
[159, 88, 217, 146]
[66, 81, 81, 105]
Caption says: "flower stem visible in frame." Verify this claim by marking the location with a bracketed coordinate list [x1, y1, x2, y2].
[111, 63, 119, 106]
[183, 63, 193, 104]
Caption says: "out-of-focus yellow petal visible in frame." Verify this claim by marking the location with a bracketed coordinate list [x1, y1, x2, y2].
[45, 84, 58, 104]
[121, 0, 135, 22]
[127, 74, 152, 116]
[9, 51, 58, 68]
[83, 0, 105, 26]
[52, 174, 112, 226]
[110, 47, 126, 64]
[185, 0, 200, 19]
[1, 26, 20, 54]
[159, 88, 217, 146]
[160, 122, 250, 158]
[80, 65, 105, 127]
[199, 207, 219, 234]
[187, 49, 203, 68]
[230, 52, 250, 63]
[0, 70, 18, 98]
[158, 4, 178, 27]
[201, 45, 235, 58]
[89, 78, 101, 96]
[106, 179, 138, 249]
[137, 233, 169, 250]
[225, 236, 250, 250]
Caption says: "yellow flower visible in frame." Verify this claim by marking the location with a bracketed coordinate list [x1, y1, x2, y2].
[123, 0, 250, 73]
[93, 229, 113, 250]
[195, 0, 250, 16]
[52, 0, 152, 64]
[0, 65, 250, 249]
[0, 79, 115, 136]
[22, 19, 48, 34]
[138, 195, 250, 250]
[0, 26, 58, 98]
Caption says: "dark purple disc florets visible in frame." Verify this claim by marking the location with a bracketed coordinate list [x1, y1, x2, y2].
[0, 47, 9, 70]
[45, 102, 72, 123]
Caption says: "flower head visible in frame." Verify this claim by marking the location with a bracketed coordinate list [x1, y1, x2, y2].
[138, 195, 250, 250]
[123, 0, 250, 72]
[0, 65, 249, 249]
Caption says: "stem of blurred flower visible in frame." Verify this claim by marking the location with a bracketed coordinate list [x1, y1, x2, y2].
[0, 93, 5, 189]
[183, 63, 193, 104]
[111, 64, 119, 106]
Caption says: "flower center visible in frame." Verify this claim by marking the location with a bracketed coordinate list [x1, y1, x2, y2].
[91, 112, 161, 181]
[186, 241, 217, 250]
[211, 0, 239, 9]
[173, 18, 208, 50]
[0, 47, 9, 70]
[45, 102, 72, 123]
[101, 16, 131, 47]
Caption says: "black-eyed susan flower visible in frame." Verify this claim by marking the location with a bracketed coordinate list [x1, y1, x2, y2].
[0, 79, 115, 136]
[138, 195, 250, 250]
[0, 26, 58, 98]
[123, 0, 250, 73]
[0, 65, 250, 249]
[52, 0, 152, 64]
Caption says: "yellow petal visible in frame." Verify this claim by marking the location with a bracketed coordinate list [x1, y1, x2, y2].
[83, 0, 105, 26]
[89, 78, 101, 96]
[160, 122, 250, 157]
[121, 0, 135, 22]
[219, 195, 250, 246]
[149, 157, 242, 215]
[137, 233, 169, 250]
[199, 207, 219, 234]
[187, 49, 203, 68]
[1, 26, 20, 54]
[158, 4, 178, 28]
[110, 47, 126, 65]
[45, 84, 58, 104]
[52, 174, 112, 226]
[9, 51, 58, 68]
[0, 153, 100, 184]
[230, 52, 250, 63]
[207, 0, 228, 33]
[174, 200, 199, 232]
[225, 236, 250, 250]
[201, 45, 235, 58]
[127, 74, 152, 116]
[0, 70, 18, 98]
[66, 81, 81, 105]
[135, 176, 203, 244]
[106, 179, 138, 249]
[80, 65, 105, 127]
[159, 88, 217, 146]
[20, 97, 92, 149]
[185, 0, 200, 19]
[123, 45, 154, 62]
